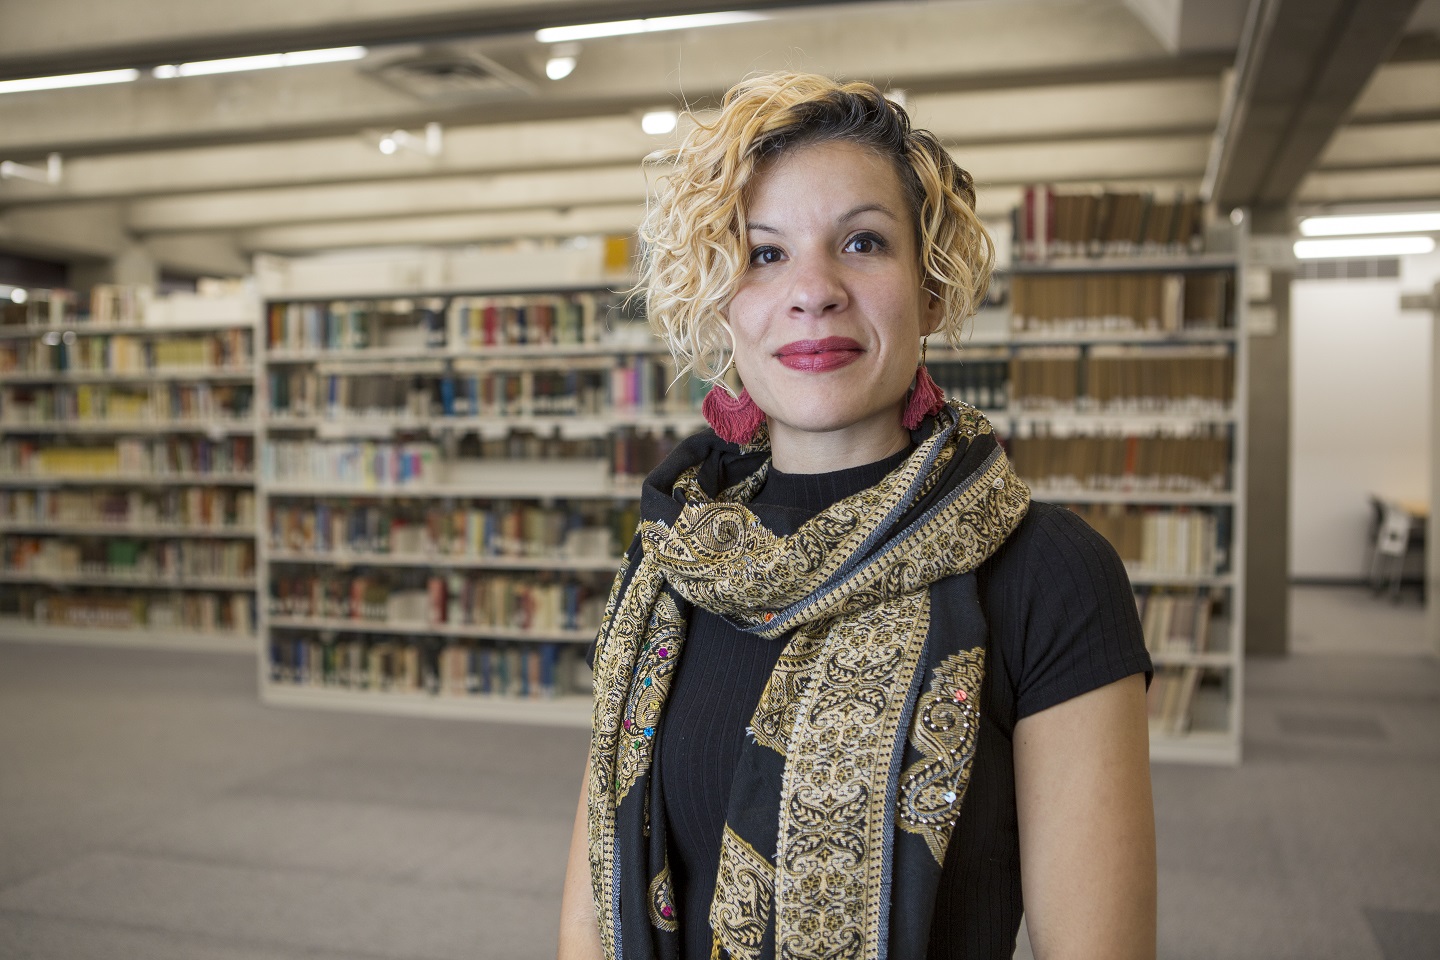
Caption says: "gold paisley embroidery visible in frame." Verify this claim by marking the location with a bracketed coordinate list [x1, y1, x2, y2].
[758, 452, 1029, 642]
[587, 558, 668, 960]
[748, 623, 825, 756]
[772, 589, 932, 960]
[649, 411, 1026, 644]
[711, 825, 773, 960]
[648, 421, 961, 627]
[615, 591, 687, 804]
[899, 649, 986, 864]
[649, 859, 679, 931]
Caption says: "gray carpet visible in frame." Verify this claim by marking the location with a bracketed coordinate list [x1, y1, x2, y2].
[0, 587, 1436, 960]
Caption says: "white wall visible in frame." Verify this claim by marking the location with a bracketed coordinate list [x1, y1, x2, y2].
[1290, 250, 1437, 579]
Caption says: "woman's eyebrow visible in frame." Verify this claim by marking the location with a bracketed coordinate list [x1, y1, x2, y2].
[840, 202, 899, 223]
[747, 203, 899, 235]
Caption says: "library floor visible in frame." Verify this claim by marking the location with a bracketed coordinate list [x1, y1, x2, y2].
[0, 586, 1435, 960]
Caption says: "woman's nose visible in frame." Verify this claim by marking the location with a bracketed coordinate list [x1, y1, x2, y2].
[787, 254, 848, 317]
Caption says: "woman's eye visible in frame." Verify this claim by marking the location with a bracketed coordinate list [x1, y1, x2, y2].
[749, 245, 784, 266]
[845, 233, 886, 254]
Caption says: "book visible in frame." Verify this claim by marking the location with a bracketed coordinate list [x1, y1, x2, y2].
[1015, 187, 1204, 262]
[1010, 271, 1233, 334]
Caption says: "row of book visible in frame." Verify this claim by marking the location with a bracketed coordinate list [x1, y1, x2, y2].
[3, 535, 255, 580]
[1147, 665, 1214, 736]
[270, 372, 436, 421]
[1007, 430, 1230, 492]
[262, 439, 442, 488]
[265, 292, 614, 352]
[1, 383, 254, 425]
[0, 487, 255, 530]
[1008, 345, 1233, 410]
[268, 299, 444, 353]
[1, 586, 256, 634]
[450, 294, 609, 350]
[89, 284, 156, 326]
[268, 634, 592, 698]
[268, 570, 605, 633]
[1069, 504, 1227, 577]
[267, 360, 708, 422]
[0, 329, 253, 375]
[927, 358, 1010, 412]
[261, 430, 677, 487]
[0, 437, 255, 478]
[1009, 272, 1231, 333]
[0, 289, 75, 328]
[1016, 187, 1204, 262]
[267, 498, 634, 561]
[1135, 587, 1220, 654]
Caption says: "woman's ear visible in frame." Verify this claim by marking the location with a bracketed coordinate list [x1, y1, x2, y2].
[921, 286, 944, 337]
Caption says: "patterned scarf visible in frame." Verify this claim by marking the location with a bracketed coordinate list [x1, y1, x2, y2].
[588, 403, 1029, 960]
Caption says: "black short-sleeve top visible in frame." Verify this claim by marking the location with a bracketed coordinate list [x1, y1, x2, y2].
[592, 449, 1151, 959]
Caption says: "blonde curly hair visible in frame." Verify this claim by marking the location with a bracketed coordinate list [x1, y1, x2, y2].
[637, 71, 995, 386]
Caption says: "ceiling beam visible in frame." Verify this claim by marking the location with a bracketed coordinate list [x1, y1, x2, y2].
[0, 76, 1220, 209]
[47, 133, 1207, 240]
[0, 0, 885, 82]
[1204, 0, 1426, 211]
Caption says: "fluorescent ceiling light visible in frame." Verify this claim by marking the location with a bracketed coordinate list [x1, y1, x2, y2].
[537, 11, 765, 43]
[546, 56, 578, 80]
[1293, 236, 1436, 259]
[642, 110, 678, 135]
[0, 68, 140, 95]
[1298, 212, 1440, 237]
[154, 46, 367, 78]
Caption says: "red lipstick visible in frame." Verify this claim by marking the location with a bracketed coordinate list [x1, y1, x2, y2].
[774, 337, 864, 372]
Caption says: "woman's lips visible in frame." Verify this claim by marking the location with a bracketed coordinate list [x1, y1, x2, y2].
[774, 337, 864, 372]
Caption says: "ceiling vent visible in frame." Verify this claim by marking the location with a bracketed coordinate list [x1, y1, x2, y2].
[366, 48, 535, 102]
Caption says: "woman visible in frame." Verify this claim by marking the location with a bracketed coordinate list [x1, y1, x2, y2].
[560, 72, 1156, 960]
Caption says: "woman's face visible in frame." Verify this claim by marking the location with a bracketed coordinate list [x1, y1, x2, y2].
[726, 138, 940, 471]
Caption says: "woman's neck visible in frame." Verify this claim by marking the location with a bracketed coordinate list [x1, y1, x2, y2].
[766, 416, 910, 474]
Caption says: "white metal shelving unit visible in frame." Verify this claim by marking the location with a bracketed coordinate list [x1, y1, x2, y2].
[255, 285, 669, 721]
[978, 234, 1248, 765]
[0, 290, 261, 653]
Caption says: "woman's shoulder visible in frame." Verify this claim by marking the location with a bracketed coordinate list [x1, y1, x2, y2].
[974, 500, 1149, 720]
[983, 499, 1125, 584]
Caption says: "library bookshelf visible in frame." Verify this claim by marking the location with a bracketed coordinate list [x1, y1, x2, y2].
[256, 285, 697, 724]
[0, 285, 261, 653]
[981, 208, 1249, 765]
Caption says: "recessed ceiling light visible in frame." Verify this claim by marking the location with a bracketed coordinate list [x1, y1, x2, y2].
[1293, 236, 1436, 259]
[537, 11, 766, 43]
[546, 56, 577, 80]
[642, 110, 678, 135]
[1298, 212, 1440, 237]
[159, 46, 368, 78]
[0, 69, 140, 95]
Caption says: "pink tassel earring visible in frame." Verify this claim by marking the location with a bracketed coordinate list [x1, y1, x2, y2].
[703, 385, 767, 445]
[902, 338, 946, 429]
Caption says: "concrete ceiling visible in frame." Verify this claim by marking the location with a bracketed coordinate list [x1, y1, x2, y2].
[0, 0, 1435, 277]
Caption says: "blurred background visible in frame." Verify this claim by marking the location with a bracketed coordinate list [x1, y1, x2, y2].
[0, 1, 1436, 958]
